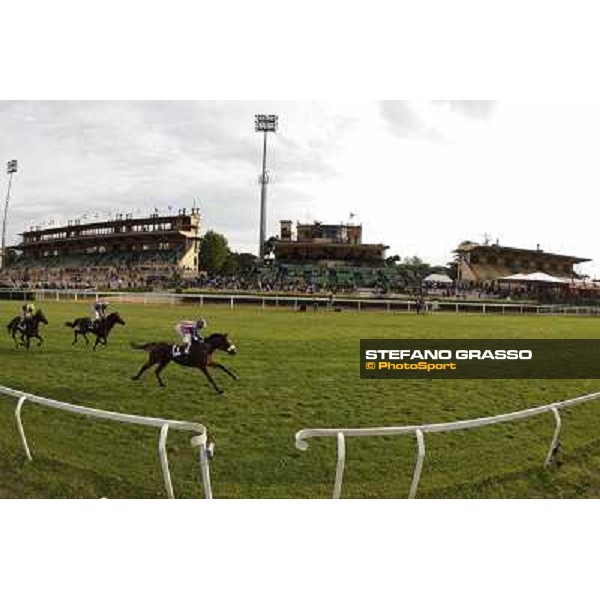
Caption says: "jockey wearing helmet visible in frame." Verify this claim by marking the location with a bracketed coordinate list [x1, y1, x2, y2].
[92, 300, 109, 324]
[174, 317, 207, 355]
[19, 302, 36, 332]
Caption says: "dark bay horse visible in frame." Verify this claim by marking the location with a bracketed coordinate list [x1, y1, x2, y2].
[7, 309, 49, 350]
[65, 312, 126, 350]
[131, 333, 237, 394]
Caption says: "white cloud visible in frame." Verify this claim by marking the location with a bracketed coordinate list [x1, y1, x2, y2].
[0, 100, 598, 277]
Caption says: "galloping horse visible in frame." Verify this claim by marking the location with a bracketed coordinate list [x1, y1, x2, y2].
[131, 333, 237, 394]
[7, 309, 49, 350]
[65, 312, 126, 350]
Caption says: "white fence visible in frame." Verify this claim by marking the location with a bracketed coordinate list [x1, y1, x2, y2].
[0, 384, 213, 499]
[295, 390, 600, 499]
[1, 287, 599, 316]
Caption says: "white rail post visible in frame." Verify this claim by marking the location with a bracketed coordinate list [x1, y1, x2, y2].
[158, 424, 175, 499]
[230, 296, 234, 310]
[192, 434, 213, 499]
[15, 395, 32, 461]
[333, 432, 346, 499]
[408, 429, 426, 499]
[544, 407, 562, 468]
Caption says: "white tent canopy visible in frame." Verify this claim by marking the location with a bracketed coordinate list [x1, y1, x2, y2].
[499, 272, 567, 284]
[423, 273, 453, 284]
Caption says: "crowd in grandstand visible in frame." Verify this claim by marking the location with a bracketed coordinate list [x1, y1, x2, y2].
[3, 263, 598, 305]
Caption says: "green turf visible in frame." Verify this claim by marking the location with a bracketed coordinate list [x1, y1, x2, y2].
[1, 300, 600, 498]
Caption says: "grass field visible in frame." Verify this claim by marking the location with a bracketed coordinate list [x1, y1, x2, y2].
[1, 300, 600, 498]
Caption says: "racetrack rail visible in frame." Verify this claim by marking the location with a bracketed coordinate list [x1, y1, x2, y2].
[295, 390, 600, 499]
[0, 384, 213, 499]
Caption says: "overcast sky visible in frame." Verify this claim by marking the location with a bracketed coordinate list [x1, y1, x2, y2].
[1, 100, 598, 277]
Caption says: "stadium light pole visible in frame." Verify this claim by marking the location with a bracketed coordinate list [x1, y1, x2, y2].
[1, 159, 18, 270]
[255, 114, 278, 263]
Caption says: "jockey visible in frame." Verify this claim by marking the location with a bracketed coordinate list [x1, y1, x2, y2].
[19, 303, 36, 332]
[92, 300, 109, 326]
[174, 317, 207, 355]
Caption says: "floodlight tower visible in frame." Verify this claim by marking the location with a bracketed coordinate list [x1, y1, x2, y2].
[255, 114, 278, 262]
[0, 159, 18, 270]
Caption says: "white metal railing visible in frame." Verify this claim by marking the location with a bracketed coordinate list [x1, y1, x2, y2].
[0, 384, 213, 499]
[1, 287, 599, 316]
[295, 390, 600, 499]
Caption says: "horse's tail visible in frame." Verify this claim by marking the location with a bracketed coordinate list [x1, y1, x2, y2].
[130, 342, 156, 351]
[65, 321, 75, 328]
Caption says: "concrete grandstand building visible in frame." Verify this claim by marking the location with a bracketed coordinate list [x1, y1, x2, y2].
[455, 240, 590, 284]
[5, 208, 201, 288]
[273, 220, 388, 264]
[267, 220, 394, 290]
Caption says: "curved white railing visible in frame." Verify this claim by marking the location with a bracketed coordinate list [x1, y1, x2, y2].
[295, 390, 600, 499]
[0, 384, 213, 499]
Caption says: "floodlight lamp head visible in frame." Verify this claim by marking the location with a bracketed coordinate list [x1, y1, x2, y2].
[254, 114, 278, 132]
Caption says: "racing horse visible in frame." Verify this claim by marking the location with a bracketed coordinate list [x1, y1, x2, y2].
[65, 312, 126, 350]
[7, 309, 49, 350]
[130, 333, 237, 394]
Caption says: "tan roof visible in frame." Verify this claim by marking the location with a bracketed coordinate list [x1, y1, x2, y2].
[455, 241, 590, 263]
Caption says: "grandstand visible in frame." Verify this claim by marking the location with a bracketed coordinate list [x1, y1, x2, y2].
[3, 209, 201, 289]
[455, 240, 590, 283]
[274, 220, 388, 264]
[268, 220, 395, 291]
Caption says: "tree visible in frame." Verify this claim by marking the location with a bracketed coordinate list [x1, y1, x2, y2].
[221, 252, 241, 276]
[4, 249, 17, 267]
[385, 254, 401, 266]
[199, 231, 230, 274]
[237, 253, 257, 272]
[445, 260, 458, 281]
[403, 255, 426, 267]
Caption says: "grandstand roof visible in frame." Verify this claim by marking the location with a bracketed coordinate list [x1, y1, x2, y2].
[455, 241, 590, 263]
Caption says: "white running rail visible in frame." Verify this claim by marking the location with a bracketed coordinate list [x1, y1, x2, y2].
[0, 384, 213, 499]
[295, 390, 600, 499]
[1, 287, 599, 317]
